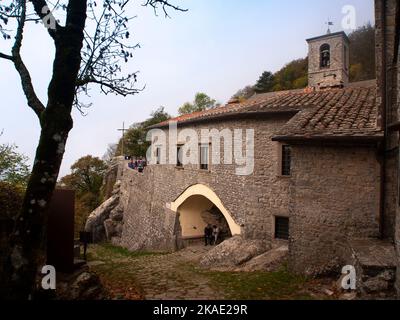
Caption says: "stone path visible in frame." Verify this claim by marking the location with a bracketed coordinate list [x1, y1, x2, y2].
[131, 246, 224, 300]
[91, 245, 226, 300]
[89, 243, 341, 300]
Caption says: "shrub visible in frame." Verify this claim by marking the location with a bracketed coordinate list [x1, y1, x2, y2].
[0, 181, 24, 220]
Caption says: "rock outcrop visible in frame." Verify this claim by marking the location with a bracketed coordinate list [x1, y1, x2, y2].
[237, 244, 288, 272]
[56, 266, 106, 300]
[199, 236, 270, 270]
[85, 180, 124, 243]
[101, 157, 124, 200]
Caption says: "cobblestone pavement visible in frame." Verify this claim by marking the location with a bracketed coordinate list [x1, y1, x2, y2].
[132, 246, 225, 300]
[89, 244, 342, 300]
[91, 245, 225, 300]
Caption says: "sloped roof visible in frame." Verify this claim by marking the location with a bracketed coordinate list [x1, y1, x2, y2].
[272, 80, 382, 142]
[149, 80, 382, 143]
[149, 89, 306, 129]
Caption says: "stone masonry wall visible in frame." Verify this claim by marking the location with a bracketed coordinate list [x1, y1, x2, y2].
[376, 0, 399, 241]
[308, 33, 349, 89]
[288, 145, 381, 276]
[375, 0, 400, 294]
[119, 117, 293, 252]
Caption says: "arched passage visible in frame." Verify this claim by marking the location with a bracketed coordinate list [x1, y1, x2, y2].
[170, 184, 241, 241]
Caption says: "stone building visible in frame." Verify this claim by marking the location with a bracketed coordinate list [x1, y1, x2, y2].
[375, 0, 399, 295]
[307, 31, 350, 89]
[87, 0, 399, 293]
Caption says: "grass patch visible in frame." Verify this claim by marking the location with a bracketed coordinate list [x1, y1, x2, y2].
[87, 243, 167, 262]
[199, 266, 312, 300]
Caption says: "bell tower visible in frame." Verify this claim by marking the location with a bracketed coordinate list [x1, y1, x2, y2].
[307, 31, 350, 90]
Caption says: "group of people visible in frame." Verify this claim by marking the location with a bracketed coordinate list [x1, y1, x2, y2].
[128, 157, 147, 172]
[204, 224, 220, 246]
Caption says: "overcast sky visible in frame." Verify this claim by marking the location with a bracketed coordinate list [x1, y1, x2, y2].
[0, 0, 374, 177]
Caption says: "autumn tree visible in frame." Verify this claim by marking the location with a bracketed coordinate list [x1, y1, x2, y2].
[349, 23, 376, 82]
[271, 58, 308, 91]
[59, 156, 107, 233]
[231, 85, 256, 102]
[178, 92, 217, 115]
[0, 0, 185, 300]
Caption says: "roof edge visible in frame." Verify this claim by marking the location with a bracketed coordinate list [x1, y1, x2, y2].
[147, 110, 300, 130]
[306, 31, 350, 43]
[272, 134, 384, 144]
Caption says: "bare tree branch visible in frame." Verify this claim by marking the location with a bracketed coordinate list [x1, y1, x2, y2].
[11, 0, 45, 119]
[0, 52, 13, 60]
[144, 0, 188, 18]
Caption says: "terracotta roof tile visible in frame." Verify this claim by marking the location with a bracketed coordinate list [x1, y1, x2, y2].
[150, 80, 382, 142]
[272, 81, 382, 142]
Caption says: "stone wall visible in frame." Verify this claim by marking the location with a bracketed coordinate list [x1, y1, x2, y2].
[397, 35, 400, 296]
[375, 0, 399, 240]
[118, 117, 293, 252]
[375, 0, 400, 295]
[307, 33, 349, 89]
[288, 145, 381, 276]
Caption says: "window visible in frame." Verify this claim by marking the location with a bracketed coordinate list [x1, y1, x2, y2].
[155, 147, 161, 165]
[281, 145, 291, 176]
[200, 144, 209, 170]
[344, 45, 348, 70]
[275, 217, 289, 240]
[177, 145, 183, 167]
[320, 43, 330, 68]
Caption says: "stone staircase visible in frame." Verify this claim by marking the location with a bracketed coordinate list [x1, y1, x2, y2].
[347, 239, 397, 298]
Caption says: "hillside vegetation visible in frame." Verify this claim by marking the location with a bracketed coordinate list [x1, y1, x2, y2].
[233, 24, 375, 100]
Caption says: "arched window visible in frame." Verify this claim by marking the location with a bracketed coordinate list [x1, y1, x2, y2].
[320, 44, 330, 68]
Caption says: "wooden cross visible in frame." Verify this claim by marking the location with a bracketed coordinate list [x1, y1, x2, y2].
[118, 122, 128, 157]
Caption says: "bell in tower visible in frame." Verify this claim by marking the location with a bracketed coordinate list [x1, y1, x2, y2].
[306, 30, 350, 90]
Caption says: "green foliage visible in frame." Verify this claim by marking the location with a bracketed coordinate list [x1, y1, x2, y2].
[60, 156, 107, 197]
[0, 181, 24, 220]
[233, 23, 375, 100]
[0, 144, 30, 186]
[254, 71, 275, 93]
[116, 107, 171, 158]
[348, 23, 375, 82]
[178, 93, 217, 115]
[59, 155, 107, 233]
[271, 58, 309, 92]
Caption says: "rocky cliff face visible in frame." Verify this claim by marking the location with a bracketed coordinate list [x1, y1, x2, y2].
[101, 157, 125, 200]
[85, 158, 127, 245]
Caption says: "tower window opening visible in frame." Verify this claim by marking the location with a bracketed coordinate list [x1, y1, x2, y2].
[320, 44, 331, 68]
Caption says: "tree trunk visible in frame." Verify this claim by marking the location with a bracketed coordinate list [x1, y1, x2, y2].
[2, 2, 87, 299]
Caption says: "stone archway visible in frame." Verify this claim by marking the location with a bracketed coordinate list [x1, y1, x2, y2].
[169, 184, 241, 243]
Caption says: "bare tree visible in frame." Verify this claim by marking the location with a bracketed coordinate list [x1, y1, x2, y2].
[0, 0, 186, 299]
